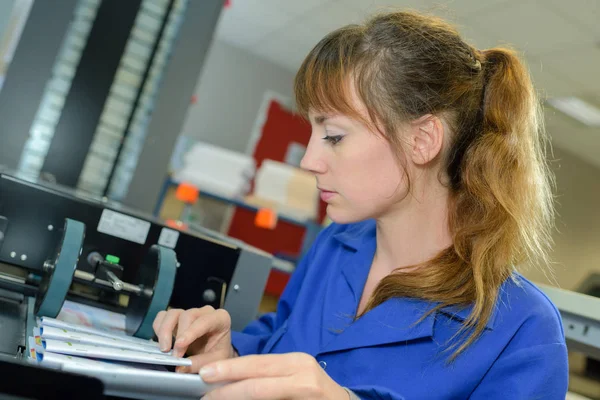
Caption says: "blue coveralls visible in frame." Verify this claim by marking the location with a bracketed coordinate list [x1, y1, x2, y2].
[231, 220, 569, 399]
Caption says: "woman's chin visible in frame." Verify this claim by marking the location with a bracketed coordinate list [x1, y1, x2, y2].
[326, 205, 369, 225]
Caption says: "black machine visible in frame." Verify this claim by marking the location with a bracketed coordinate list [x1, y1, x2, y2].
[0, 171, 272, 360]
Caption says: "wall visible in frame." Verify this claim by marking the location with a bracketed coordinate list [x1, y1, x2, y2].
[523, 146, 600, 291]
[0, 0, 32, 85]
[123, 0, 224, 214]
[178, 39, 296, 153]
[140, 32, 600, 291]
[175, 36, 600, 290]
[0, 1, 16, 43]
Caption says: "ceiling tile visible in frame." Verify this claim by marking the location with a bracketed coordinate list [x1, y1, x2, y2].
[343, 0, 512, 18]
[251, 19, 330, 74]
[307, 1, 368, 33]
[274, 19, 333, 54]
[215, 11, 269, 48]
[213, 0, 600, 169]
[316, 1, 514, 51]
[453, 19, 501, 50]
[546, 0, 600, 37]
[467, 0, 591, 56]
[344, 0, 422, 15]
[544, 106, 600, 168]
[422, 0, 514, 18]
[253, 35, 308, 73]
[215, 0, 296, 47]
[538, 44, 600, 95]
[338, 0, 519, 20]
[223, 0, 294, 27]
[265, 0, 338, 17]
[526, 56, 586, 99]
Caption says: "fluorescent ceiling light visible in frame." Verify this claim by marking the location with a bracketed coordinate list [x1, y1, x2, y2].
[547, 97, 600, 127]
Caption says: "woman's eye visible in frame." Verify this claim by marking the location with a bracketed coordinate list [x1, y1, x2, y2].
[322, 135, 343, 145]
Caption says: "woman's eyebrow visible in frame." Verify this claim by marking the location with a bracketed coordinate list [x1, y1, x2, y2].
[311, 113, 354, 129]
[313, 115, 329, 125]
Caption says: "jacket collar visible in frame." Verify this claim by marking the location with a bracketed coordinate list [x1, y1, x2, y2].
[331, 220, 499, 332]
[332, 220, 375, 252]
[320, 297, 437, 355]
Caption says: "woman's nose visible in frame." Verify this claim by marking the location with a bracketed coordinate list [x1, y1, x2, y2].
[300, 148, 327, 175]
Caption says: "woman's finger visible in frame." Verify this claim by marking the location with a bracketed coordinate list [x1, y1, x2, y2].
[177, 349, 230, 374]
[171, 307, 215, 357]
[156, 308, 183, 351]
[176, 307, 215, 338]
[203, 376, 297, 400]
[173, 309, 230, 355]
[200, 353, 308, 383]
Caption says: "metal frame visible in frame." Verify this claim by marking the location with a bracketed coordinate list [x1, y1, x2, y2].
[224, 246, 273, 332]
[539, 283, 600, 361]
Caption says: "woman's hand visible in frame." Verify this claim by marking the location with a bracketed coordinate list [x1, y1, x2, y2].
[152, 306, 236, 373]
[200, 353, 349, 400]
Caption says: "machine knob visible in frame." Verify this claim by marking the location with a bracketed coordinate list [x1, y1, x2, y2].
[87, 251, 104, 268]
[202, 289, 217, 303]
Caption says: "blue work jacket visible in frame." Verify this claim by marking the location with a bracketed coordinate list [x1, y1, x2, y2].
[231, 220, 569, 399]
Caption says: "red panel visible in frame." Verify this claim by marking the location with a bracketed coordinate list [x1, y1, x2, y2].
[253, 101, 311, 169]
[227, 208, 305, 255]
[248, 100, 327, 222]
[225, 100, 326, 295]
[264, 268, 292, 297]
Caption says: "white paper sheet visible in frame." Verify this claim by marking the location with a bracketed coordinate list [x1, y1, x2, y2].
[56, 300, 127, 334]
[38, 338, 191, 367]
[27, 312, 225, 400]
[38, 325, 168, 355]
[40, 316, 162, 350]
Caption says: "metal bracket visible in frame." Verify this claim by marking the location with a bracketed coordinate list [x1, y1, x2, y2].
[0, 216, 8, 249]
[540, 283, 600, 361]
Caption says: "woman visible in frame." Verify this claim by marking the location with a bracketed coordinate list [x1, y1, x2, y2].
[154, 10, 568, 399]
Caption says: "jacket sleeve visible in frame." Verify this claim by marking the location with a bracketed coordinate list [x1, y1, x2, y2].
[470, 342, 568, 398]
[230, 224, 331, 356]
[470, 279, 569, 399]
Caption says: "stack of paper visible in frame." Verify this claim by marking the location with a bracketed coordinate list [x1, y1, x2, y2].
[56, 299, 127, 334]
[28, 316, 220, 399]
[250, 159, 319, 221]
[172, 141, 255, 198]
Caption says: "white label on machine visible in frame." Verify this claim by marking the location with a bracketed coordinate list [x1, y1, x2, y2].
[97, 209, 150, 245]
[158, 228, 179, 248]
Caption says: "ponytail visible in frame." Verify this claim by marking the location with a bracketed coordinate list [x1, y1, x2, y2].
[370, 46, 554, 359]
[448, 47, 554, 355]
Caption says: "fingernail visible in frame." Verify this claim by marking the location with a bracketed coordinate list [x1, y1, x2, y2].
[160, 344, 170, 352]
[176, 366, 188, 374]
[199, 366, 217, 380]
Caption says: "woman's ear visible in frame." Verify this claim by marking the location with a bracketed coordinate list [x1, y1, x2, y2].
[408, 115, 444, 165]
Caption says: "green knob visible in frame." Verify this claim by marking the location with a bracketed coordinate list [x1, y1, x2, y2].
[105, 254, 120, 264]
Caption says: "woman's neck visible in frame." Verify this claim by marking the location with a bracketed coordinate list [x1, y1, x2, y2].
[374, 182, 453, 274]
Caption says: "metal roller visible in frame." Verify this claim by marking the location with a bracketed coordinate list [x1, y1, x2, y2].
[34, 219, 85, 318]
[21, 217, 176, 339]
[125, 244, 177, 339]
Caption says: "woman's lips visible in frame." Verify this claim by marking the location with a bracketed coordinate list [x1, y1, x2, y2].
[319, 190, 337, 202]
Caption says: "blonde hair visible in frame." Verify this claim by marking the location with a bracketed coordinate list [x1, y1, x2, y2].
[294, 10, 555, 359]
